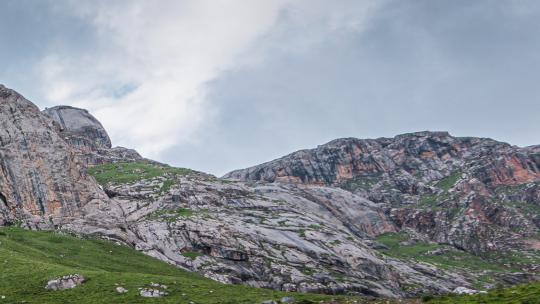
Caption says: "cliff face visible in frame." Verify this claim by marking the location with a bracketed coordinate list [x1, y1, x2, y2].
[224, 132, 540, 187]
[224, 132, 540, 254]
[42, 105, 143, 166]
[43, 105, 112, 150]
[0, 85, 106, 228]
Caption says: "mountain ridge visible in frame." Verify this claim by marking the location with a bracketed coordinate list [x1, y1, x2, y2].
[0, 85, 538, 299]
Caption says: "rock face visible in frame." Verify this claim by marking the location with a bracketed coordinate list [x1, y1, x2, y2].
[43, 106, 143, 166]
[45, 274, 86, 291]
[0, 85, 538, 298]
[0, 85, 107, 228]
[224, 132, 540, 254]
[43, 105, 112, 150]
[224, 132, 540, 187]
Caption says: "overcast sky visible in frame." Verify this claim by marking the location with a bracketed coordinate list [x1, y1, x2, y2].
[1, 0, 540, 176]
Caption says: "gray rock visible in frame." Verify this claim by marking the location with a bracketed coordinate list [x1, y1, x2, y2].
[115, 286, 128, 293]
[43, 105, 111, 149]
[45, 274, 86, 291]
[139, 288, 168, 297]
[452, 286, 480, 295]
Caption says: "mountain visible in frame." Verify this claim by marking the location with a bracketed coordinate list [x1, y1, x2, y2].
[0, 85, 538, 301]
[225, 132, 540, 254]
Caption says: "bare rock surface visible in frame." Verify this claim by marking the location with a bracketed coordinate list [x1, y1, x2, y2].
[45, 274, 86, 291]
[0, 85, 107, 228]
[139, 288, 168, 297]
[43, 105, 111, 149]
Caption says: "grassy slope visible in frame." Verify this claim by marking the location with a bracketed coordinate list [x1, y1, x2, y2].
[0, 228, 378, 304]
[426, 283, 540, 304]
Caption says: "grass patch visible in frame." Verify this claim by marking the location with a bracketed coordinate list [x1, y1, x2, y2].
[181, 251, 203, 260]
[159, 179, 176, 194]
[340, 176, 380, 192]
[88, 162, 192, 185]
[374, 232, 508, 272]
[425, 282, 540, 304]
[0, 227, 363, 304]
[434, 171, 462, 191]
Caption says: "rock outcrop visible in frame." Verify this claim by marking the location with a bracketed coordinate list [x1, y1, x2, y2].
[0, 85, 107, 228]
[43, 105, 112, 150]
[45, 274, 86, 291]
[42, 105, 143, 166]
[224, 132, 540, 255]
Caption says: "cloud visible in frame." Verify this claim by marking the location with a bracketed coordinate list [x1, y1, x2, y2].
[37, 0, 296, 157]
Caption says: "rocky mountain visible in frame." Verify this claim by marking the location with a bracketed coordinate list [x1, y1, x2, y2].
[0, 85, 108, 228]
[0, 85, 538, 299]
[225, 133, 540, 254]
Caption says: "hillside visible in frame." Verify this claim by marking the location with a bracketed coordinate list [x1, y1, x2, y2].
[1, 227, 538, 303]
[0, 227, 359, 304]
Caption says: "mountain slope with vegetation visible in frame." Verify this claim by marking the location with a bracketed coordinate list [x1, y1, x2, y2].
[0, 227, 359, 304]
[0, 84, 538, 301]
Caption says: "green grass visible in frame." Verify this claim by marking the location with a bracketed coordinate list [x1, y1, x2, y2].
[339, 175, 380, 192]
[0, 227, 365, 304]
[425, 282, 540, 304]
[87, 162, 192, 185]
[159, 179, 176, 194]
[181, 251, 203, 260]
[434, 171, 462, 191]
[374, 233, 509, 272]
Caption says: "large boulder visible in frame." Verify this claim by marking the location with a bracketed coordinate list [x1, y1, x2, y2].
[43, 105, 111, 150]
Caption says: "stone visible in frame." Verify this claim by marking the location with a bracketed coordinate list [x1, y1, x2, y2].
[45, 274, 86, 291]
[139, 288, 168, 298]
[452, 286, 480, 295]
[115, 286, 128, 293]
[280, 297, 296, 303]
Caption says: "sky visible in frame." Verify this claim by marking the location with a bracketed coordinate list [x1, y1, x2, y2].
[1, 0, 540, 176]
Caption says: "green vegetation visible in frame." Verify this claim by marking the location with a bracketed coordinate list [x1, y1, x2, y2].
[159, 179, 176, 194]
[181, 251, 203, 260]
[0, 227, 363, 304]
[340, 176, 380, 192]
[418, 192, 452, 209]
[87, 162, 191, 185]
[435, 171, 462, 191]
[425, 282, 540, 304]
[308, 224, 322, 230]
[374, 232, 519, 273]
[505, 200, 540, 217]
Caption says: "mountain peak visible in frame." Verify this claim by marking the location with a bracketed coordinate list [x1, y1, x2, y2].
[43, 105, 112, 149]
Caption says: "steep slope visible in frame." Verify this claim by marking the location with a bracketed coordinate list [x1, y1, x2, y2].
[0, 85, 108, 229]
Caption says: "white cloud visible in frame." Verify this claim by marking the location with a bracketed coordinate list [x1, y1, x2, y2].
[37, 0, 378, 159]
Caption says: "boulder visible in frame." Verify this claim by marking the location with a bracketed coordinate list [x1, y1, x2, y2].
[45, 274, 86, 291]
